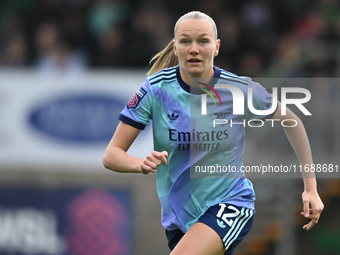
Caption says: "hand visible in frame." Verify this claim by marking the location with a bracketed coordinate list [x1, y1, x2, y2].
[140, 151, 168, 174]
[301, 189, 324, 231]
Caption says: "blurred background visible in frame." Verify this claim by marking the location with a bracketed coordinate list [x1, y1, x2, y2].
[0, 0, 339, 254]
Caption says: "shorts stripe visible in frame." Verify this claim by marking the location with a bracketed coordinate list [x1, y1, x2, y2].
[225, 209, 253, 249]
[223, 208, 253, 250]
[222, 208, 245, 243]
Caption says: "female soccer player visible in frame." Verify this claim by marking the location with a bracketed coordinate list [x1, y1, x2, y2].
[103, 11, 324, 255]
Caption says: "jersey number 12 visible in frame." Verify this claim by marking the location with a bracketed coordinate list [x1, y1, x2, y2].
[216, 204, 240, 227]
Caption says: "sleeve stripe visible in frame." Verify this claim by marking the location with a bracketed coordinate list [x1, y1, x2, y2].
[220, 74, 249, 86]
[148, 67, 177, 81]
[118, 114, 146, 130]
[220, 70, 238, 77]
[149, 75, 177, 86]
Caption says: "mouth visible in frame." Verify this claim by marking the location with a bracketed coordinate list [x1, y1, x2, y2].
[188, 58, 202, 64]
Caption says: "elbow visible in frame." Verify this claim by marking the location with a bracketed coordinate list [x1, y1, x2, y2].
[102, 153, 112, 170]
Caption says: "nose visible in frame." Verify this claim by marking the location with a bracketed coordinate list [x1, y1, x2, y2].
[189, 42, 199, 54]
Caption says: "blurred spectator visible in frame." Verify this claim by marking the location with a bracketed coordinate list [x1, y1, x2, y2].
[91, 25, 126, 67]
[88, 0, 130, 39]
[240, 1, 274, 31]
[125, 4, 172, 67]
[198, 0, 225, 18]
[292, 9, 327, 41]
[239, 51, 265, 77]
[0, 32, 28, 67]
[34, 22, 87, 78]
[61, 6, 95, 57]
[214, 15, 240, 72]
[321, 0, 340, 39]
[0, 0, 33, 68]
[0, 0, 338, 77]
[0, 0, 35, 28]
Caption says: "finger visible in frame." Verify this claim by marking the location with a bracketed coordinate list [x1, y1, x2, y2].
[303, 220, 316, 231]
[303, 200, 310, 218]
[162, 151, 168, 157]
[301, 211, 320, 231]
[300, 210, 320, 220]
[300, 209, 313, 218]
[309, 207, 321, 223]
[313, 205, 324, 215]
[144, 157, 159, 169]
[141, 163, 157, 174]
[303, 220, 314, 230]
[159, 153, 168, 165]
[302, 222, 311, 230]
[302, 222, 309, 230]
[147, 154, 163, 167]
[151, 151, 168, 166]
[311, 212, 320, 224]
[141, 168, 150, 175]
[141, 167, 157, 174]
[141, 166, 150, 175]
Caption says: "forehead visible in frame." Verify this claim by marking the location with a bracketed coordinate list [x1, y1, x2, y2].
[175, 19, 215, 38]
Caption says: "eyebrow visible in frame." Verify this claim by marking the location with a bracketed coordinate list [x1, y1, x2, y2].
[179, 33, 210, 38]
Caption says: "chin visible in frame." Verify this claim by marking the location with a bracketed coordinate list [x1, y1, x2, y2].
[187, 66, 204, 74]
[188, 70, 203, 78]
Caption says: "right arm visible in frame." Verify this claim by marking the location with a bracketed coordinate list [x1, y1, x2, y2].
[103, 121, 167, 174]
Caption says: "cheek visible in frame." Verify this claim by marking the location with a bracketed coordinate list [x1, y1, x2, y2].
[204, 48, 216, 59]
[211, 46, 218, 57]
[176, 48, 186, 60]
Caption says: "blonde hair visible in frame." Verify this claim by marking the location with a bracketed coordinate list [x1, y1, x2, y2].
[147, 11, 217, 76]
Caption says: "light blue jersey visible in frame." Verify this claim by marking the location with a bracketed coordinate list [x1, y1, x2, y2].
[119, 66, 275, 233]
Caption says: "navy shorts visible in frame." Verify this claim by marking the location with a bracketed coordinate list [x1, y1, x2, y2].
[166, 203, 255, 255]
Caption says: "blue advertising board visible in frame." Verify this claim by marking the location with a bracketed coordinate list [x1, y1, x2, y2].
[28, 93, 126, 144]
[0, 187, 133, 255]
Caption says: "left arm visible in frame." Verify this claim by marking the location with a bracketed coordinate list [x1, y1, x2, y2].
[272, 102, 324, 230]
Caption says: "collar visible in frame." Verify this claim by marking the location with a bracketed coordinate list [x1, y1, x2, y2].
[176, 65, 221, 94]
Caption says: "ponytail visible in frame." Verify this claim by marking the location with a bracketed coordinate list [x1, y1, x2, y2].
[147, 39, 178, 76]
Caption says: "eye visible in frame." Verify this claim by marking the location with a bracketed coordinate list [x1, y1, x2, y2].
[180, 39, 189, 44]
[200, 39, 209, 44]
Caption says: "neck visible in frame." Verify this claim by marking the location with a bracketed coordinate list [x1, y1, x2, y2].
[180, 66, 215, 88]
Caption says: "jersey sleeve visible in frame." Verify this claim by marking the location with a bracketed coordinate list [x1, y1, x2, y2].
[245, 81, 278, 120]
[119, 79, 153, 130]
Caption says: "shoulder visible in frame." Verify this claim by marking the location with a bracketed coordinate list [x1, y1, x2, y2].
[147, 66, 178, 86]
[218, 67, 251, 87]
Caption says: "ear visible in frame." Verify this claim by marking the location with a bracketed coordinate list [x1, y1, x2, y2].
[173, 39, 178, 56]
[214, 39, 221, 57]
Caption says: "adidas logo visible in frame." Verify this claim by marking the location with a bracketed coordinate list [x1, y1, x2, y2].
[217, 219, 226, 228]
[168, 112, 178, 120]
[167, 112, 179, 121]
